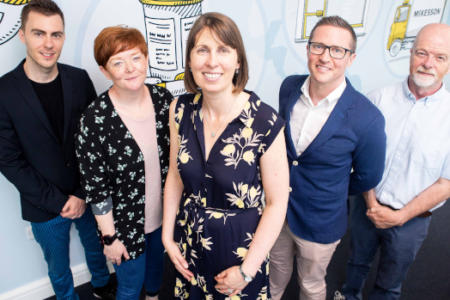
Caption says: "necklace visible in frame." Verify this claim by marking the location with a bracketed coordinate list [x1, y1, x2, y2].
[202, 104, 234, 138]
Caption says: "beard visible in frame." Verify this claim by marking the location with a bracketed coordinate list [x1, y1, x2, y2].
[410, 68, 437, 88]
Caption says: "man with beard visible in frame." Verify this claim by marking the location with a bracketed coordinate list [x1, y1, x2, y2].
[335, 23, 450, 300]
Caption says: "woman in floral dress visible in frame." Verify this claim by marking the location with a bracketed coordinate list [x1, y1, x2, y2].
[76, 26, 171, 300]
[162, 12, 289, 299]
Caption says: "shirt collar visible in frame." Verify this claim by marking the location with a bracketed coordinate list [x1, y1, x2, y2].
[300, 75, 346, 108]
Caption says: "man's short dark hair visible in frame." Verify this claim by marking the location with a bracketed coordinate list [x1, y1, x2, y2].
[21, 0, 64, 30]
[309, 16, 357, 51]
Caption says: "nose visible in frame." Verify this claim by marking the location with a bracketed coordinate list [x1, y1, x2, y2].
[43, 36, 53, 49]
[206, 52, 218, 67]
[124, 60, 135, 73]
[318, 47, 331, 61]
[422, 55, 435, 69]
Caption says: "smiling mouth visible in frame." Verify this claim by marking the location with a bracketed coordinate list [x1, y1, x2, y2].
[204, 73, 221, 80]
[41, 52, 55, 58]
[315, 64, 331, 72]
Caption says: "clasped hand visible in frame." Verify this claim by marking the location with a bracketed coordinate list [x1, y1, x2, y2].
[366, 204, 405, 229]
[164, 239, 248, 296]
[104, 239, 130, 266]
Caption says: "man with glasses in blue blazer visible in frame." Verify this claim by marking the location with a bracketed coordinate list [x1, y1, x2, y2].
[270, 16, 386, 300]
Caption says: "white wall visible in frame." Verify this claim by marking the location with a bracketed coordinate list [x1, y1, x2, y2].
[0, 0, 449, 297]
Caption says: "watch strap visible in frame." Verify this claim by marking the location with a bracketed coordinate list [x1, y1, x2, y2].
[101, 233, 118, 246]
[239, 265, 253, 282]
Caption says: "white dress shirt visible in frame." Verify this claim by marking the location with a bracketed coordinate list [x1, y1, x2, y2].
[290, 76, 346, 156]
[367, 79, 450, 210]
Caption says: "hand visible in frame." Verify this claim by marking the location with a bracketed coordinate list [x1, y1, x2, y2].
[214, 266, 249, 297]
[104, 239, 129, 266]
[60, 195, 86, 219]
[366, 205, 405, 229]
[164, 239, 193, 281]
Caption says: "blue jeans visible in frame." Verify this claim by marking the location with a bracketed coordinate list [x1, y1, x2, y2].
[113, 227, 164, 300]
[31, 208, 110, 300]
[342, 195, 431, 300]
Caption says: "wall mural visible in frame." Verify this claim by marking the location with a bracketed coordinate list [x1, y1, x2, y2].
[294, 0, 369, 43]
[0, 0, 28, 45]
[140, 0, 203, 96]
[384, 0, 448, 76]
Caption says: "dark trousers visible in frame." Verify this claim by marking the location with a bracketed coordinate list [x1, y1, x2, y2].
[113, 226, 164, 300]
[342, 195, 431, 300]
[31, 209, 110, 300]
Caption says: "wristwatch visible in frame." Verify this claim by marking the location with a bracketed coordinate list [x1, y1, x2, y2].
[101, 233, 118, 246]
[239, 265, 253, 283]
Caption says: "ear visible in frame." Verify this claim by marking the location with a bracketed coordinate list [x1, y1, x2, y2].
[19, 29, 25, 43]
[99, 65, 112, 81]
[346, 52, 357, 67]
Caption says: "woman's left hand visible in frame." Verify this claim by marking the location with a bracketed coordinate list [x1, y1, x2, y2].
[214, 266, 249, 297]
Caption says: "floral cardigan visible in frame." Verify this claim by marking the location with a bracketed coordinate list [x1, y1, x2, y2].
[76, 84, 172, 259]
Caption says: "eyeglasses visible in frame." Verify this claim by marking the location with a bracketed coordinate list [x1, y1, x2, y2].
[308, 42, 354, 59]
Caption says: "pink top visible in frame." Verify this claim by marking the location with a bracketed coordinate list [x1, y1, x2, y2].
[116, 104, 162, 234]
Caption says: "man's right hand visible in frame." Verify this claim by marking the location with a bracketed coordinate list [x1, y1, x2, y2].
[60, 195, 86, 219]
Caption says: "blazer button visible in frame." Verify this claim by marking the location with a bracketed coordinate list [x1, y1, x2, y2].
[292, 160, 298, 166]
[66, 162, 71, 167]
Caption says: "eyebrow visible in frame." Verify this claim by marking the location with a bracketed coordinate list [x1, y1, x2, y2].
[30, 28, 64, 35]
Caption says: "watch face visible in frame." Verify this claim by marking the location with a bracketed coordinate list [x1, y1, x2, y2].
[102, 234, 117, 245]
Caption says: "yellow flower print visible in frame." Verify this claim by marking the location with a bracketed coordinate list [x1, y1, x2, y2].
[200, 236, 213, 251]
[241, 127, 253, 139]
[179, 152, 191, 164]
[220, 144, 236, 156]
[178, 135, 192, 164]
[190, 276, 197, 286]
[242, 150, 255, 165]
[235, 198, 245, 208]
[241, 184, 248, 194]
[246, 117, 254, 128]
[249, 186, 258, 201]
[233, 247, 248, 261]
[176, 106, 184, 123]
[193, 93, 201, 104]
[244, 100, 251, 111]
[201, 197, 207, 207]
[206, 210, 238, 224]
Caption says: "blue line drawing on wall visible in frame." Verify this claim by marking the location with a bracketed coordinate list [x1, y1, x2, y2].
[294, 0, 369, 43]
[139, 0, 203, 96]
[0, 0, 28, 46]
[386, 0, 447, 57]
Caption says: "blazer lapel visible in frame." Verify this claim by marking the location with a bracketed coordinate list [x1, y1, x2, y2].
[301, 80, 354, 158]
[59, 65, 74, 143]
[284, 84, 303, 161]
[12, 63, 59, 142]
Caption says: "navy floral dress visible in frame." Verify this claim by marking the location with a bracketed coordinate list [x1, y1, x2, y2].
[173, 91, 284, 299]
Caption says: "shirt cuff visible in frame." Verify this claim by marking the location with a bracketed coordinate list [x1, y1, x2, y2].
[90, 196, 113, 215]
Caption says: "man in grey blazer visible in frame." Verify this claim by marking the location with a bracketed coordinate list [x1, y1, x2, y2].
[0, 0, 115, 298]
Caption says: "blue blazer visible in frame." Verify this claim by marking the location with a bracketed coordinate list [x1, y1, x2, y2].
[0, 60, 96, 222]
[279, 75, 386, 243]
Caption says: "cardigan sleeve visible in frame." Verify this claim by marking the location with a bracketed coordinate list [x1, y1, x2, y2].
[75, 107, 112, 205]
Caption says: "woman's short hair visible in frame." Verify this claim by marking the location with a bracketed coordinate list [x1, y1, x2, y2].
[184, 12, 249, 93]
[94, 26, 148, 68]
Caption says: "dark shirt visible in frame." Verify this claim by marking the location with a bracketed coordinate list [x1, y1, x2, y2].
[31, 75, 64, 144]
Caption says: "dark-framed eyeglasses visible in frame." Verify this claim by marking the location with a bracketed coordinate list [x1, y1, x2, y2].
[308, 42, 354, 59]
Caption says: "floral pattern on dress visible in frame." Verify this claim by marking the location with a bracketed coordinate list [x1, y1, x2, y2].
[173, 91, 284, 299]
[76, 84, 172, 259]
